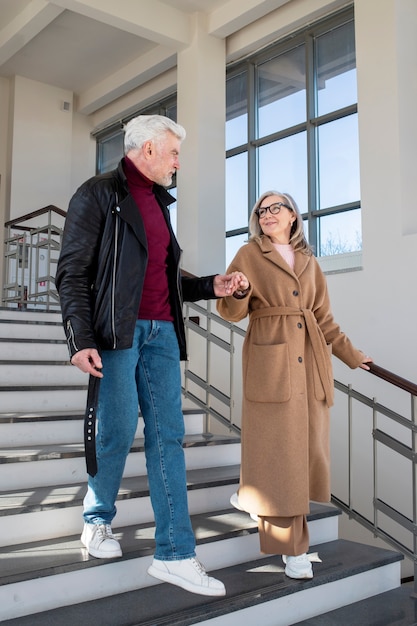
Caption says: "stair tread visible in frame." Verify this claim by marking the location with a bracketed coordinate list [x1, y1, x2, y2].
[0, 309, 62, 322]
[0, 463, 340, 518]
[0, 538, 403, 626]
[0, 407, 205, 424]
[0, 432, 241, 462]
[293, 583, 417, 625]
[0, 464, 241, 515]
[0, 508, 255, 586]
[0, 411, 85, 423]
[0, 384, 87, 392]
[0, 337, 66, 343]
[0, 502, 338, 586]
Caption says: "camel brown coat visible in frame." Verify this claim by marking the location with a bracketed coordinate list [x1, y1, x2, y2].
[217, 237, 365, 518]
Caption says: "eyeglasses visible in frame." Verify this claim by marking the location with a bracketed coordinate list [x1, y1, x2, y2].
[255, 202, 292, 219]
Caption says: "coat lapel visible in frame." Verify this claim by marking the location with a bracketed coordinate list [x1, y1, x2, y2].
[258, 236, 308, 278]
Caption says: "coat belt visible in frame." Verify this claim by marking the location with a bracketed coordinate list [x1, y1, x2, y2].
[250, 306, 334, 407]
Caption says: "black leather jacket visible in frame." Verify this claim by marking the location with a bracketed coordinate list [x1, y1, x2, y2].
[55, 159, 216, 361]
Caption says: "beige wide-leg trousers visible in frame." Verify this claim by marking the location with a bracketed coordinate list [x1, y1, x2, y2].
[258, 514, 309, 556]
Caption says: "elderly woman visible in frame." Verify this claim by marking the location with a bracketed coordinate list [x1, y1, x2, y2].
[217, 191, 372, 579]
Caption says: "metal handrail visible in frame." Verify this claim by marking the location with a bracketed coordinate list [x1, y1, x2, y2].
[183, 301, 417, 591]
[3, 206, 66, 310]
[4, 205, 67, 229]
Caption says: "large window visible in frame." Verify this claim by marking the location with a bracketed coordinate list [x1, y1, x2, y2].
[225, 8, 359, 266]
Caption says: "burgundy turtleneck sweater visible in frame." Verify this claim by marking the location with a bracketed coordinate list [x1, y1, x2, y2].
[123, 156, 173, 321]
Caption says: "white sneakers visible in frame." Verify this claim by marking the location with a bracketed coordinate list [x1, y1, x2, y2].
[81, 519, 312, 591]
[229, 492, 259, 522]
[81, 523, 122, 559]
[147, 557, 226, 596]
[283, 553, 313, 579]
[81, 524, 225, 596]
[230, 493, 315, 580]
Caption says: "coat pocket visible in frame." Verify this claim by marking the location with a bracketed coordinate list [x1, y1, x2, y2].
[245, 343, 291, 403]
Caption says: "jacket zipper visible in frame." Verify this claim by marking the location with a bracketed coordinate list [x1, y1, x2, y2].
[176, 250, 188, 358]
[112, 193, 120, 349]
[66, 319, 78, 354]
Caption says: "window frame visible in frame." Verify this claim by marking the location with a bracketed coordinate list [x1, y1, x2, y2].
[225, 6, 360, 270]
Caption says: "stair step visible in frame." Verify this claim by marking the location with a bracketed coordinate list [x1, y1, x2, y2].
[0, 388, 88, 413]
[0, 432, 240, 464]
[0, 462, 244, 546]
[0, 537, 402, 625]
[0, 409, 206, 446]
[0, 319, 65, 340]
[0, 464, 240, 518]
[0, 466, 339, 545]
[292, 582, 416, 625]
[0, 339, 69, 361]
[0, 309, 62, 324]
[0, 362, 87, 385]
[0, 432, 241, 490]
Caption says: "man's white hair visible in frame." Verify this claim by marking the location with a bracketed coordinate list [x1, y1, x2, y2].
[124, 115, 186, 154]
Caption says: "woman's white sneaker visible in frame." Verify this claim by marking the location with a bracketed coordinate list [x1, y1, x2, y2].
[147, 557, 226, 596]
[229, 492, 258, 522]
[283, 553, 313, 579]
[81, 523, 122, 559]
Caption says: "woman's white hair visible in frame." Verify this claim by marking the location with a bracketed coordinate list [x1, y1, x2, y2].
[249, 190, 313, 255]
[124, 115, 186, 154]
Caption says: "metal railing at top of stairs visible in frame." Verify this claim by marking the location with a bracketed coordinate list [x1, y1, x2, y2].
[3, 205, 66, 311]
[182, 299, 417, 594]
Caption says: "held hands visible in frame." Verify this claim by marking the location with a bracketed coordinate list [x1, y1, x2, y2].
[213, 272, 250, 297]
[71, 348, 103, 378]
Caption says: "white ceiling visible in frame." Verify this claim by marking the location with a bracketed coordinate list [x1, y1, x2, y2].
[0, 0, 291, 115]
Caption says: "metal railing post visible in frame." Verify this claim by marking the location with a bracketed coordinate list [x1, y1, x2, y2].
[348, 383, 353, 510]
[412, 393, 417, 597]
[204, 301, 211, 434]
[373, 397, 378, 536]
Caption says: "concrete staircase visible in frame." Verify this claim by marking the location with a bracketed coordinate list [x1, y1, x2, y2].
[0, 308, 408, 625]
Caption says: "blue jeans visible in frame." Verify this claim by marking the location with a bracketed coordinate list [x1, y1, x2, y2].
[83, 320, 196, 561]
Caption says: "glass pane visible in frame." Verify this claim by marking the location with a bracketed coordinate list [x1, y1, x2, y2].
[316, 21, 356, 116]
[226, 152, 248, 231]
[258, 132, 307, 213]
[303, 218, 309, 244]
[168, 187, 177, 235]
[258, 44, 306, 137]
[318, 208, 362, 256]
[226, 71, 248, 150]
[98, 132, 124, 173]
[226, 233, 248, 267]
[165, 103, 177, 121]
[318, 114, 359, 209]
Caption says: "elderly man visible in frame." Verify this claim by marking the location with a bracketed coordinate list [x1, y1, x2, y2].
[56, 114, 247, 596]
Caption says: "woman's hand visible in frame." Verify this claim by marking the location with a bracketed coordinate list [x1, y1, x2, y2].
[359, 355, 373, 371]
[213, 272, 250, 297]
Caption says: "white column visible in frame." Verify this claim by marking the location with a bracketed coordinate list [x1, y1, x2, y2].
[176, 13, 226, 276]
[355, 0, 417, 245]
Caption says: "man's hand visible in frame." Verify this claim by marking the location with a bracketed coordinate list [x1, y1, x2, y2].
[71, 348, 103, 378]
[213, 272, 249, 297]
